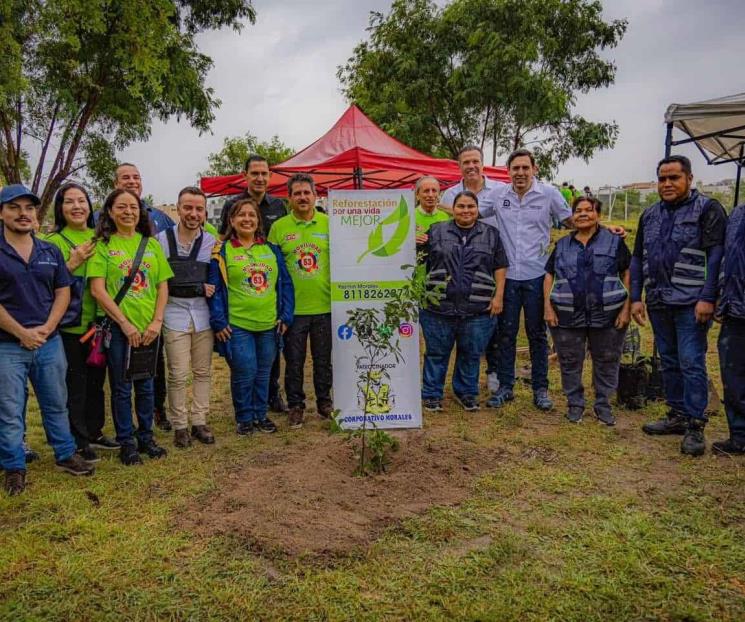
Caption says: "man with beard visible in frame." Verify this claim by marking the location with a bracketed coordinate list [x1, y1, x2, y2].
[156, 187, 217, 448]
[268, 173, 331, 429]
[219, 155, 288, 412]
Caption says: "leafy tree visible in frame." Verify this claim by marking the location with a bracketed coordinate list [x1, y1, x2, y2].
[0, 0, 256, 218]
[199, 133, 295, 177]
[339, 0, 627, 175]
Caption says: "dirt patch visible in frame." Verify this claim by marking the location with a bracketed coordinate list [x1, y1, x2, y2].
[180, 428, 507, 557]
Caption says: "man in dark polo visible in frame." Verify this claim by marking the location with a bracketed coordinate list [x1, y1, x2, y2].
[0, 184, 95, 495]
[219, 154, 288, 412]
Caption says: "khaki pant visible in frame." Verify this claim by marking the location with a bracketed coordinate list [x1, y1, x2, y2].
[164, 326, 214, 430]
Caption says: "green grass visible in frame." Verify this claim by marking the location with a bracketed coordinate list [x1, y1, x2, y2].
[2, 219, 744, 620]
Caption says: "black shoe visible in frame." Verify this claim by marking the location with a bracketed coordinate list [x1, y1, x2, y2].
[24, 445, 40, 464]
[269, 394, 288, 413]
[120, 444, 143, 466]
[137, 439, 167, 459]
[154, 408, 172, 431]
[423, 399, 443, 413]
[681, 420, 706, 457]
[594, 409, 616, 427]
[566, 408, 583, 423]
[533, 389, 554, 411]
[90, 435, 120, 450]
[56, 453, 96, 476]
[642, 410, 687, 435]
[236, 421, 255, 436]
[77, 447, 101, 463]
[712, 438, 745, 456]
[256, 418, 278, 434]
[4, 470, 26, 496]
[455, 395, 480, 412]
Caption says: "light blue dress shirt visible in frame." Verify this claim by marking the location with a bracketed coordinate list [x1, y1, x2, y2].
[440, 177, 506, 217]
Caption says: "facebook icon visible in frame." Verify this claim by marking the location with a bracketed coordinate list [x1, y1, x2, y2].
[337, 325, 353, 340]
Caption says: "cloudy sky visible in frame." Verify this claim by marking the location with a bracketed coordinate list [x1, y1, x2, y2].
[120, 0, 745, 203]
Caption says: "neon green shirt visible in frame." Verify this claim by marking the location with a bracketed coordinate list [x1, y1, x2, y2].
[268, 210, 330, 315]
[225, 240, 278, 331]
[45, 227, 97, 335]
[87, 233, 174, 332]
[204, 221, 219, 237]
[415, 206, 450, 234]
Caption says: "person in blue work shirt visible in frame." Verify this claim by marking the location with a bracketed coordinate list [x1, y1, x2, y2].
[440, 145, 505, 218]
[0, 184, 96, 495]
[631, 155, 727, 456]
[712, 202, 745, 455]
[420, 190, 508, 412]
[544, 196, 631, 425]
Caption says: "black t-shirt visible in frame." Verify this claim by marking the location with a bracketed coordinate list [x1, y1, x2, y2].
[632, 196, 727, 259]
[545, 229, 631, 275]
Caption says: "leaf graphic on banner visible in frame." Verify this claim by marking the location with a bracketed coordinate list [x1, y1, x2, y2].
[357, 196, 410, 263]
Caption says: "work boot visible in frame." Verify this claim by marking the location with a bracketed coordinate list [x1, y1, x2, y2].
[138, 438, 168, 459]
[642, 409, 687, 435]
[269, 393, 288, 413]
[288, 407, 304, 430]
[174, 428, 191, 448]
[317, 400, 334, 419]
[120, 444, 143, 466]
[533, 389, 554, 411]
[191, 425, 215, 444]
[154, 408, 172, 431]
[712, 438, 745, 456]
[4, 470, 26, 496]
[680, 419, 706, 457]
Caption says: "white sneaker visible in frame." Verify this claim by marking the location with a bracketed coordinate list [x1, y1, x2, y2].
[487, 372, 500, 393]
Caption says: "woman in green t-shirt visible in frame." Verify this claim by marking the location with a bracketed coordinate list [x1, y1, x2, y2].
[89, 189, 173, 466]
[46, 182, 116, 462]
[208, 198, 294, 436]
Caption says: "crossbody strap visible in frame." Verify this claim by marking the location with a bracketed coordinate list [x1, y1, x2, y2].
[113, 236, 149, 306]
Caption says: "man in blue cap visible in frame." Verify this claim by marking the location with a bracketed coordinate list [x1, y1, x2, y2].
[0, 184, 95, 495]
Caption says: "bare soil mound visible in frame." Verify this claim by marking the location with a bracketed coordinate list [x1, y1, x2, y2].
[181, 429, 506, 557]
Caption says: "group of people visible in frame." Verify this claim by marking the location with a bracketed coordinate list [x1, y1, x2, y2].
[0, 157, 333, 494]
[1, 144, 744, 497]
[414, 146, 744, 462]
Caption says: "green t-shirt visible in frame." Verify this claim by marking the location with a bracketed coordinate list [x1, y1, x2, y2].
[560, 187, 573, 204]
[225, 240, 278, 332]
[87, 233, 174, 332]
[268, 210, 330, 315]
[415, 206, 451, 234]
[204, 221, 219, 237]
[45, 227, 98, 334]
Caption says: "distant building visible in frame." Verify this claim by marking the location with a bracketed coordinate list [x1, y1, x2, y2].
[698, 179, 735, 195]
[621, 181, 658, 201]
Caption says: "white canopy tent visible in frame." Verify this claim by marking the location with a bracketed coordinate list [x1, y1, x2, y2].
[664, 92, 745, 205]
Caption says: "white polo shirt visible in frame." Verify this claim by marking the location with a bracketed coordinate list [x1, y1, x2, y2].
[484, 180, 571, 281]
[156, 226, 216, 332]
[440, 177, 505, 217]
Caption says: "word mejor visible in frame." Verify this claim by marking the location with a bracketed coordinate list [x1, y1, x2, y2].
[332, 198, 396, 226]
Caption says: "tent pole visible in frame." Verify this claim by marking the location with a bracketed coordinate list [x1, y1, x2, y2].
[664, 122, 673, 158]
[735, 145, 743, 208]
[353, 167, 363, 190]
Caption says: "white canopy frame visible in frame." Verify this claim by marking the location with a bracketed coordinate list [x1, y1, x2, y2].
[665, 92, 745, 206]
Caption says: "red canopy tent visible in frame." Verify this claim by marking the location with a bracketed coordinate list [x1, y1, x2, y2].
[200, 105, 509, 197]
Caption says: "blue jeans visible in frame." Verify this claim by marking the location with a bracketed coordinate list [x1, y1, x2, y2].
[420, 310, 497, 400]
[718, 318, 745, 441]
[225, 327, 277, 424]
[488, 277, 549, 392]
[0, 336, 76, 471]
[107, 324, 155, 448]
[648, 305, 710, 422]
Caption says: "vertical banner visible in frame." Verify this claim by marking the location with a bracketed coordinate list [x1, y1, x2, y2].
[329, 189, 422, 430]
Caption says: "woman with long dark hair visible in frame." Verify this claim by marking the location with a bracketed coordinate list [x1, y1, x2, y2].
[208, 198, 294, 435]
[45, 183, 116, 461]
[88, 189, 173, 465]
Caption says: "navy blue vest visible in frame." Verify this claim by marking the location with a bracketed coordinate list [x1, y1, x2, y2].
[641, 191, 708, 307]
[550, 227, 627, 328]
[425, 221, 502, 317]
[720, 204, 745, 320]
